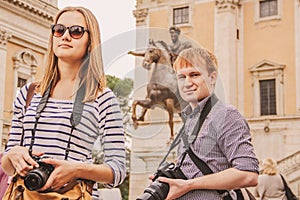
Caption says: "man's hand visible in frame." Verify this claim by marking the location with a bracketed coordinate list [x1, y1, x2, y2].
[157, 177, 190, 200]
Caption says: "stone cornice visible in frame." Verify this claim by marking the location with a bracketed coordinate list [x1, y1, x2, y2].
[0, 28, 11, 49]
[1, 0, 58, 23]
[133, 8, 149, 26]
[216, 0, 241, 10]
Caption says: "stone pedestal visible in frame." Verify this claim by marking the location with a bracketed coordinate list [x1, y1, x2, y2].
[128, 116, 182, 200]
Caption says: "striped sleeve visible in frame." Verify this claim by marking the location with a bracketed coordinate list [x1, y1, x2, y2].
[6, 83, 31, 151]
[96, 89, 126, 188]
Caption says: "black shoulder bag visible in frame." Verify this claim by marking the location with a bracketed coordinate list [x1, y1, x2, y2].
[280, 174, 299, 200]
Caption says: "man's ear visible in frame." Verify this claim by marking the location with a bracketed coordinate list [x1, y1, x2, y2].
[210, 71, 217, 85]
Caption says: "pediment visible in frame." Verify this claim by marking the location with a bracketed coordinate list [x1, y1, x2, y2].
[249, 59, 285, 72]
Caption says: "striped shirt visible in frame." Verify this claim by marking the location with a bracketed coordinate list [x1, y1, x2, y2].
[176, 96, 259, 200]
[6, 83, 126, 199]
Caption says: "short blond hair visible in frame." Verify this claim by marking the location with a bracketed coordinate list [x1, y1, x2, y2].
[261, 157, 278, 175]
[173, 47, 218, 75]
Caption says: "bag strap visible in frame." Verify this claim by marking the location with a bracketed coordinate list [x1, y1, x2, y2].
[20, 82, 38, 146]
[181, 96, 243, 199]
[158, 94, 218, 167]
[280, 174, 288, 188]
[187, 148, 237, 199]
[187, 148, 245, 200]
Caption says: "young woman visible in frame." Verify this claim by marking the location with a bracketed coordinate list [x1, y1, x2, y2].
[2, 6, 126, 199]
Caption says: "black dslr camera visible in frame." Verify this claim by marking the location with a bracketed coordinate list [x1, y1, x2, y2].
[24, 155, 55, 191]
[136, 162, 186, 200]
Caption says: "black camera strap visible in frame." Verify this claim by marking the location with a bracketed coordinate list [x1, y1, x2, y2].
[28, 80, 86, 161]
[158, 94, 243, 199]
[20, 82, 38, 147]
[180, 94, 243, 200]
[158, 93, 218, 167]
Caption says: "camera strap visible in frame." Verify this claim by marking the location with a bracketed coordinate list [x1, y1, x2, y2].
[158, 93, 218, 167]
[181, 95, 243, 200]
[20, 82, 38, 146]
[28, 80, 86, 161]
[157, 94, 245, 199]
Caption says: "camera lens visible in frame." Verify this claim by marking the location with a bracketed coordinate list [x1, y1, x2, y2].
[24, 169, 48, 191]
[136, 180, 169, 200]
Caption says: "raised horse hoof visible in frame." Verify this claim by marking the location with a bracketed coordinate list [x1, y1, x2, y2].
[133, 121, 139, 129]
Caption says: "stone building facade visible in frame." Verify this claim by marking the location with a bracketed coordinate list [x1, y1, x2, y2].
[0, 0, 58, 150]
[130, 0, 300, 199]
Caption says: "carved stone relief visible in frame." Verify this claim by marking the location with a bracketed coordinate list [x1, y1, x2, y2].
[216, 0, 241, 10]
[133, 8, 149, 25]
[0, 28, 12, 49]
[13, 49, 38, 75]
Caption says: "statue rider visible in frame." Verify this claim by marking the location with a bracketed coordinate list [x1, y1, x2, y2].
[168, 26, 192, 64]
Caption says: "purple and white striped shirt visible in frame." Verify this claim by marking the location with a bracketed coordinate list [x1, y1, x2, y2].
[176, 96, 259, 200]
[6, 83, 126, 199]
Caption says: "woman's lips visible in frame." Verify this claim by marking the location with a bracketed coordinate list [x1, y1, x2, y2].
[58, 44, 72, 48]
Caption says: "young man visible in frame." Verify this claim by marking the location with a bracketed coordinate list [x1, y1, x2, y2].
[157, 47, 259, 199]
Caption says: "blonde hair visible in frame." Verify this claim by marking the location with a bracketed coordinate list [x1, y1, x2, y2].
[173, 47, 218, 75]
[262, 157, 278, 175]
[38, 6, 106, 102]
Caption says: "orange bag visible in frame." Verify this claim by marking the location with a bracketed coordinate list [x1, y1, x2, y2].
[3, 174, 93, 200]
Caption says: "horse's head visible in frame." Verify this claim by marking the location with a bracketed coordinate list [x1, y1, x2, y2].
[142, 40, 172, 70]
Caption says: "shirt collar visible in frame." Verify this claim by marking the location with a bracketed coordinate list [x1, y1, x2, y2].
[182, 96, 211, 118]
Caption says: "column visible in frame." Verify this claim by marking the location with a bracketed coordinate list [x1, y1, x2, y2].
[296, 0, 300, 113]
[0, 28, 11, 150]
[130, 7, 150, 200]
[214, 0, 240, 106]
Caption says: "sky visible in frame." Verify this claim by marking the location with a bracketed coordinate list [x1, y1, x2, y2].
[58, 0, 136, 79]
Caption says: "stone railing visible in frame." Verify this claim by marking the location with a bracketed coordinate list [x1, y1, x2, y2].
[278, 150, 300, 174]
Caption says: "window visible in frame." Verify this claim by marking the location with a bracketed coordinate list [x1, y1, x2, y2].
[173, 7, 189, 25]
[15, 77, 27, 97]
[17, 77, 27, 89]
[249, 60, 285, 117]
[259, 0, 278, 18]
[260, 79, 276, 115]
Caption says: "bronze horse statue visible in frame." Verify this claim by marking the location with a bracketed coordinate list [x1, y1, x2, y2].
[129, 40, 187, 142]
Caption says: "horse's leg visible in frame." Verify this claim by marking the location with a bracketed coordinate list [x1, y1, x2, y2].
[131, 100, 139, 129]
[131, 99, 153, 129]
[137, 85, 153, 121]
[165, 98, 175, 144]
[137, 107, 148, 121]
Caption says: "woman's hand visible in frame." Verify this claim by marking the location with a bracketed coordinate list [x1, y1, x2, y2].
[39, 158, 78, 191]
[6, 146, 41, 177]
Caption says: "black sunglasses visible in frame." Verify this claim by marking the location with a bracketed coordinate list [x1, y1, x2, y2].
[51, 24, 89, 39]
